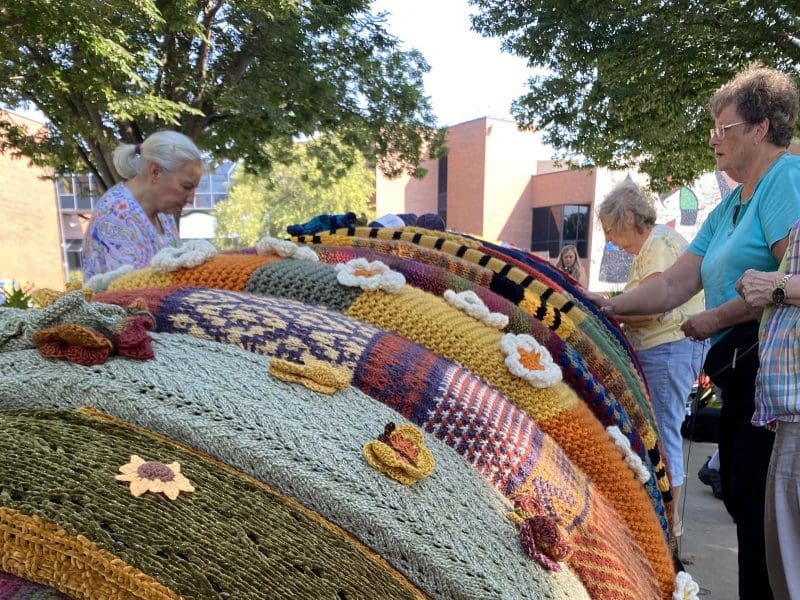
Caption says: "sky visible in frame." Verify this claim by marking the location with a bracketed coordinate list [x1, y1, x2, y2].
[371, 0, 536, 127]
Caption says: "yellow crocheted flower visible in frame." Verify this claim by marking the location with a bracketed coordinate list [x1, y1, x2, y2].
[335, 258, 405, 293]
[363, 422, 435, 485]
[116, 455, 195, 500]
[499, 333, 562, 388]
[269, 357, 351, 393]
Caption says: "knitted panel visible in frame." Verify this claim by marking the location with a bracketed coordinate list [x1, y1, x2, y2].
[237, 256, 667, 525]
[0, 572, 66, 599]
[314, 246, 659, 469]
[0, 337, 590, 600]
[107, 263, 672, 597]
[89, 289, 664, 599]
[0, 408, 425, 600]
[0, 291, 127, 352]
[304, 235, 657, 438]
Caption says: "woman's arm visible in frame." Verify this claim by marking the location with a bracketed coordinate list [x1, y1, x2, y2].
[601, 251, 703, 316]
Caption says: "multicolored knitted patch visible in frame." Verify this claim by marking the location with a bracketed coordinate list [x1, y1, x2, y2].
[94, 284, 675, 598]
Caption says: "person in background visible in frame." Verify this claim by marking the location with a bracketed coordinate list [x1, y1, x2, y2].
[82, 130, 203, 280]
[590, 64, 800, 599]
[736, 216, 800, 599]
[555, 244, 585, 285]
[597, 180, 707, 538]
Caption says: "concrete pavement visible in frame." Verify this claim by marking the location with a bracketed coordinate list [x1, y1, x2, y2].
[677, 440, 738, 598]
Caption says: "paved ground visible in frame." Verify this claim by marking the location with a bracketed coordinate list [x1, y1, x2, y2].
[677, 440, 738, 598]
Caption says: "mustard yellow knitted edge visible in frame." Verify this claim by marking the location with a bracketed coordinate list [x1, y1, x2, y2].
[269, 358, 352, 394]
[108, 268, 174, 291]
[0, 507, 180, 600]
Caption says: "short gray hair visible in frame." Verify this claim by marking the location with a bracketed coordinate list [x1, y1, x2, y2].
[597, 180, 656, 234]
[112, 130, 203, 179]
[709, 64, 799, 148]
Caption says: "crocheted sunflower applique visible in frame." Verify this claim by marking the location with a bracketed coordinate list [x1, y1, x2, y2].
[508, 495, 573, 572]
[363, 422, 435, 485]
[335, 258, 406, 293]
[499, 333, 562, 388]
[116, 455, 195, 500]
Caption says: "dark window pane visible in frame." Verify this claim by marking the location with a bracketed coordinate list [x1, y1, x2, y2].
[437, 156, 448, 195]
[57, 177, 73, 195]
[194, 193, 214, 209]
[59, 195, 76, 210]
[66, 250, 82, 271]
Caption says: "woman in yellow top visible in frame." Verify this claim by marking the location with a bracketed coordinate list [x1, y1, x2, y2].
[598, 180, 707, 536]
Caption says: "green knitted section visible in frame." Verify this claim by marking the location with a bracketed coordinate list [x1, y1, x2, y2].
[245, 260, 361, 311]
[0, 408, 424, 600]
[0, 333, 590, 600]
[0, 292, 127, 352]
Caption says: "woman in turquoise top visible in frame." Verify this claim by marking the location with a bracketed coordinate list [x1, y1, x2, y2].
[83, 130, 203, 280]
[593, 65, 800, 600]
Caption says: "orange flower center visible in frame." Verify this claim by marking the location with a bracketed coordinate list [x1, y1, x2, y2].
[517, 346, 545, 371]
[137, 461, 175, 482]
[353, 268, 377, 278]
[390, 433, 419, 465]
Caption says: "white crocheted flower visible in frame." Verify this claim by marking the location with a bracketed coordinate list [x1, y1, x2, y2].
[673, 571, 700, 600]
[335, 258, 405, 293]
[150, 240, 218, 272]
[499, 333, 562, 388]
[85, 264, 134, 292]
[255, 236, 319, 262]
[443, 289, 509, 330]
[606, 425, 651, 484]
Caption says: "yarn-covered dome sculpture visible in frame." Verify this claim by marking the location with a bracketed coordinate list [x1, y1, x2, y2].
[0, 224, 690, 599]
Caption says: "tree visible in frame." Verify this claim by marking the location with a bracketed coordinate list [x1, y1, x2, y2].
[470, 1, 800, 190]
[0, 0, 444, 191]
[214, 135, 375, 248]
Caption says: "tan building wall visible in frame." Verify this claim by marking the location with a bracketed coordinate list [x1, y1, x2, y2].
[444, 118, 487, 237]
[374, 156, 438, 217]
[0, 111, 64, 291]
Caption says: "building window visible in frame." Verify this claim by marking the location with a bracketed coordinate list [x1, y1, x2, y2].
[437, 155, 448, 223]
[531, 204, 590, 258]
[57, 174, 100, 211]
[192, 161, 236, 209]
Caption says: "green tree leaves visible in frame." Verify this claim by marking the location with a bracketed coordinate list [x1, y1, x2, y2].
[0, 1, 443, 190]
[214, 136, 375, 248]
[470, 0, 800, 190]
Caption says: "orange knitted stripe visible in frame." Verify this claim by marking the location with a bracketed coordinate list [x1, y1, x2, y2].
[169, 254, 276, 290]
[543, 409, 675, 599]
[0, 507, 179, 599]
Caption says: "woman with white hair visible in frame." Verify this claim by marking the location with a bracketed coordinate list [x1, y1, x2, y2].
[82, 130, 203, 279]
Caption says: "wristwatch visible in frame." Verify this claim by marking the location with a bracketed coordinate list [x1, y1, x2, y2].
[772, 273, 794, 304]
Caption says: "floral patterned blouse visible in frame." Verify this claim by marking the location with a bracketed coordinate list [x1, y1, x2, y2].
[82, 182, 180, 279]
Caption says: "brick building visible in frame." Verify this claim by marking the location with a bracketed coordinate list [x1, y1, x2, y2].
[0, 111, 64, 291]
[375, 116, 740, 291]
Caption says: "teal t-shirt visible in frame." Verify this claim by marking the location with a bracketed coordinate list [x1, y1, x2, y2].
[688, 153, 800, 341]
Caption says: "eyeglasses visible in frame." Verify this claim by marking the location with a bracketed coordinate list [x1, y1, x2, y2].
[710, 121, 748, 140]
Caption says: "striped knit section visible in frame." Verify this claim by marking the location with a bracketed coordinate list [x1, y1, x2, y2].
[300, 233, 656, 431]
[310, 241, 665, 497]
[314, 246, 660, 476]
[90, 288, 668, 598]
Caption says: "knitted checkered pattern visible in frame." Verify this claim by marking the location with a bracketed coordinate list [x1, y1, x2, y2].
[94, 277, 674, 597]
[0, 407, 426, 600]
[0, 334, 593, 600]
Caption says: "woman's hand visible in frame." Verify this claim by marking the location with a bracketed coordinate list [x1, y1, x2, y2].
[736, 269, 782, 309]
[584, 290, 612, 311]
[681, 311, 721, 341]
